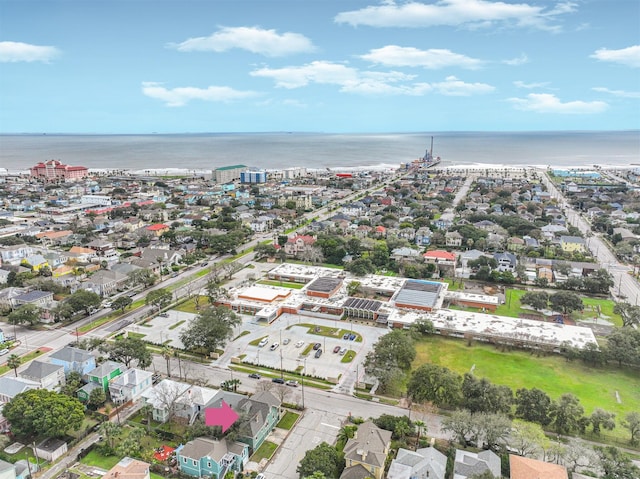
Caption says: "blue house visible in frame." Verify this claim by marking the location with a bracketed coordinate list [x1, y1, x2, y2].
[177, 437, 248, 478]
[49, 346, 96, 375]
[235, 391, 281, 453]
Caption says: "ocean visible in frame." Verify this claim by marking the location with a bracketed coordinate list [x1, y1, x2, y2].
[0, 131, 638, 174]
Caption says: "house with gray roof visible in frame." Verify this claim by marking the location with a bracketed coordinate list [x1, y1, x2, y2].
[49, 345, 96, 375]
[0, 458, 16, 479]
[12, 290, 54, 308]
[86, 360, 125, 391]
[342, 421, 391, 479]
[108, 368, 153, 404]
[0, 376, 39, 404]
[235, 391, 281, 453]
[176, 437, 248, 478]
[19, 360, 65, 391]
[453, 449, 500, 479]
[387, 447, 447, 479]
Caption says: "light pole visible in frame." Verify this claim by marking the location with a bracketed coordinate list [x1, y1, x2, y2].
[298, 358, 306, 409]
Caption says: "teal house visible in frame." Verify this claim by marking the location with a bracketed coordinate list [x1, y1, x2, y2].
[86, 361, 125, 391]
[177, 437, 248, 478]
[235, 391, 281, 453]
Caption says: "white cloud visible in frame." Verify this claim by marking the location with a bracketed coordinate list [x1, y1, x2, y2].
[431, 76, 495, 96]
[503, 53, 529, 66]
[360, 45, 483, 69]
[513, 80, 550, 89]
[592, 87, 640, 99]
[335, 0, 575, 32]
[507, 93, 608, 113]
[0, 41, 60, 63]
[168, 26, 315, 57]
[141, 82, 258, 107]
[250, 61, 359, 88]
[590, 45, 640, 68]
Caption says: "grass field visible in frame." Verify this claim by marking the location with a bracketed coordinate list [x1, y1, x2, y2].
[414, 336, 640, 437]
[494, 288, 623, 326]
[258, 279, 305, 289]
[173, 296, 208, 314]
[250, 440, 278, 462]
[277, 411, 300, 430]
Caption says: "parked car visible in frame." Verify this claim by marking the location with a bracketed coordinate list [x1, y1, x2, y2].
[248, 373, 261, 379]
[333, 346, 341, 353]
[272, 378, 285, 384]
[314, 348, 323, 358]
[286, 380, 298, 387]
[312, 342, 321, 350]
[258, 338, 269, 347]
[348, 334, 356, 341]
[283, 338, 290, 345]
[158, 312, 169, 317]
[0, 349, 9, 356]
[343, 333, 350, 340]
[270, 342, 280, 351]
[201, 262, 208, 267]
[295, 340, 304, 348]
[339, 347, 347, 355]
[256, 474, 266, 479]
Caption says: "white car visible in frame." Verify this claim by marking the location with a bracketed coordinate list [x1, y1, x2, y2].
[270, 342, 280, 351]
[258, 338, 269, 348]
[295, 340, 304, 348]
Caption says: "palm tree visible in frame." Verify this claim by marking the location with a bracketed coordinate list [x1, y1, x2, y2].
[139, 403, 154, 433]
[414, 420, 427, 450]
[161, 346, 173, 377]
[7, 354, 21, 377]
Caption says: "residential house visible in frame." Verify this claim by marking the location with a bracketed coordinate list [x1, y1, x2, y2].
[235, 391, 281, 453]
[12, 290, 54, 308]
[560, 235, 586, 253]
[284, 235, 316, 257]
[423, 250, 456, 264]
[82, 269, 128, 297]
[509, 455, 568, 479]
[0, 244, 34, 265]
[453, 449, 500, 479]
[34, 438, 68, 463]
[102, 457, 150, 479]
[49, 346, 96, 375]
[445, 231, 463, 248]
[391, 247, 421, 263]
[177, 437, 248, 478]
[342, 421, 391, 479]
[0, 377, 39, 404]
[21, 254, 49, 272]
[68, 246, 98, 262]
[19, 361, 65, 391]
[140, 247, 183, 267]
[414, 227, 432, 247]
[141, 379, 190, 423]
[108, 368, 154, 404]
[145, 224, 170, 237]
[493, 252, 517, 273]
[0, 287, 27, 310]
[387, 447, 447, 479]
[0, 459, 16, 479]
[86, 361, 125, 392]
[507, 236, 525, 252]
[174, 385, 219, 425]
[76, 382, 104, 403]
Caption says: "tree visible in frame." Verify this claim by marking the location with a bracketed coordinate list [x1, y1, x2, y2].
[61, 371, 83, 396]
[8, 304, 41, 326]
[111, 295, 133, 314]
[595, 446, 640, 479]
[604, 328, 640, 367]
[162, 346, 173, 377]
[520, 291, 549, 311]
[410, 318, 435, 336]
[297, 442, 345, 479]
[99, 421, 123, 451]
[179, 306, 241, 355]
[102, 337, 151, 369]
[413, 420, 427, 450]
[590, 408, 616, 435]
[510, 420, 548, 457]
[613, 302, 640, 328]
[3, 389, 84, 438]
[549, 291, 583, 314]
[515, 388, 552, 426]
[363, 330, 415, 394]
[461, 374, 513, 414]
[205, 279, 228, 305]
[475, 412, 512, 450]
[373, 414, 413, 440]
[442, 409, 476, 447]
[116, 426, 145, 458]
[66, 289, 101, 315]
[127, 268, 156, 288]
[549, 393, 584, 434]
[7, 354, 21, 377]
[407, 364, 462, 408]
[622, 411, 640, 445]
[87, 387, 107, 410]
[145, 288, 172, 311]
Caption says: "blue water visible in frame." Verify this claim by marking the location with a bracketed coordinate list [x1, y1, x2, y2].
[0, 131, 638, 172]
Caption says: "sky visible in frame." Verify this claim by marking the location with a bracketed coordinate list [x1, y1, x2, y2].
[0, 0, 639, 134]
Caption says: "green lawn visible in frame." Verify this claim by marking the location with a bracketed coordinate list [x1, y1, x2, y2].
[297, 323, 361, 342]
[276, 411, 300, 430]
[415, 336, 640, 438]
[168, 320, 186, 330]
[0, 348, 45, 375]
[250, 440, 278, 462]
[173, 296, 209, 314]
[257, 279, 305, 289]
[341, 350, 356, 363]
[81, 450, 120, 470]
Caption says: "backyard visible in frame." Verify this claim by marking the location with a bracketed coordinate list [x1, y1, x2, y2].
[414, 335, 640, 440]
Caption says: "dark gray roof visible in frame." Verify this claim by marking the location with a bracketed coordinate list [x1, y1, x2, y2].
[50, 346, 94, 363]
[307, 276, 343, 294]
[14, 290, 52, 302]
[36, 437, 66, 452]
[20, 360, 64, 380]
[343, 297, 383, 312]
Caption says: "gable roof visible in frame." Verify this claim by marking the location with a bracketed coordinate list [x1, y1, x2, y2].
[509, 455, 568, 479]
[343, 421, 391, 468]
[20, 360, 64, 380]
[50, 346, 94, 364]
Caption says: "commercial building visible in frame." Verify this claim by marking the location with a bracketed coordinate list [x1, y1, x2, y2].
[240, 169, 267, 184]
[30, 160, 88, 182]
[214, 165, 246, 184]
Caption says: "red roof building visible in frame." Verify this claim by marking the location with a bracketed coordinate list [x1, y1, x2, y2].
[423, 250, 456, 263]
[146, 224, 170, 236]
[30, 160, 88, 182]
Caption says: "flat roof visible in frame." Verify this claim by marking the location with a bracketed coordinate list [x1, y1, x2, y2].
[238, 285, 291, 302]
[343, 297, 383, 312]
[307, 276, 343, 294]
[394, 280, 443, 309]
